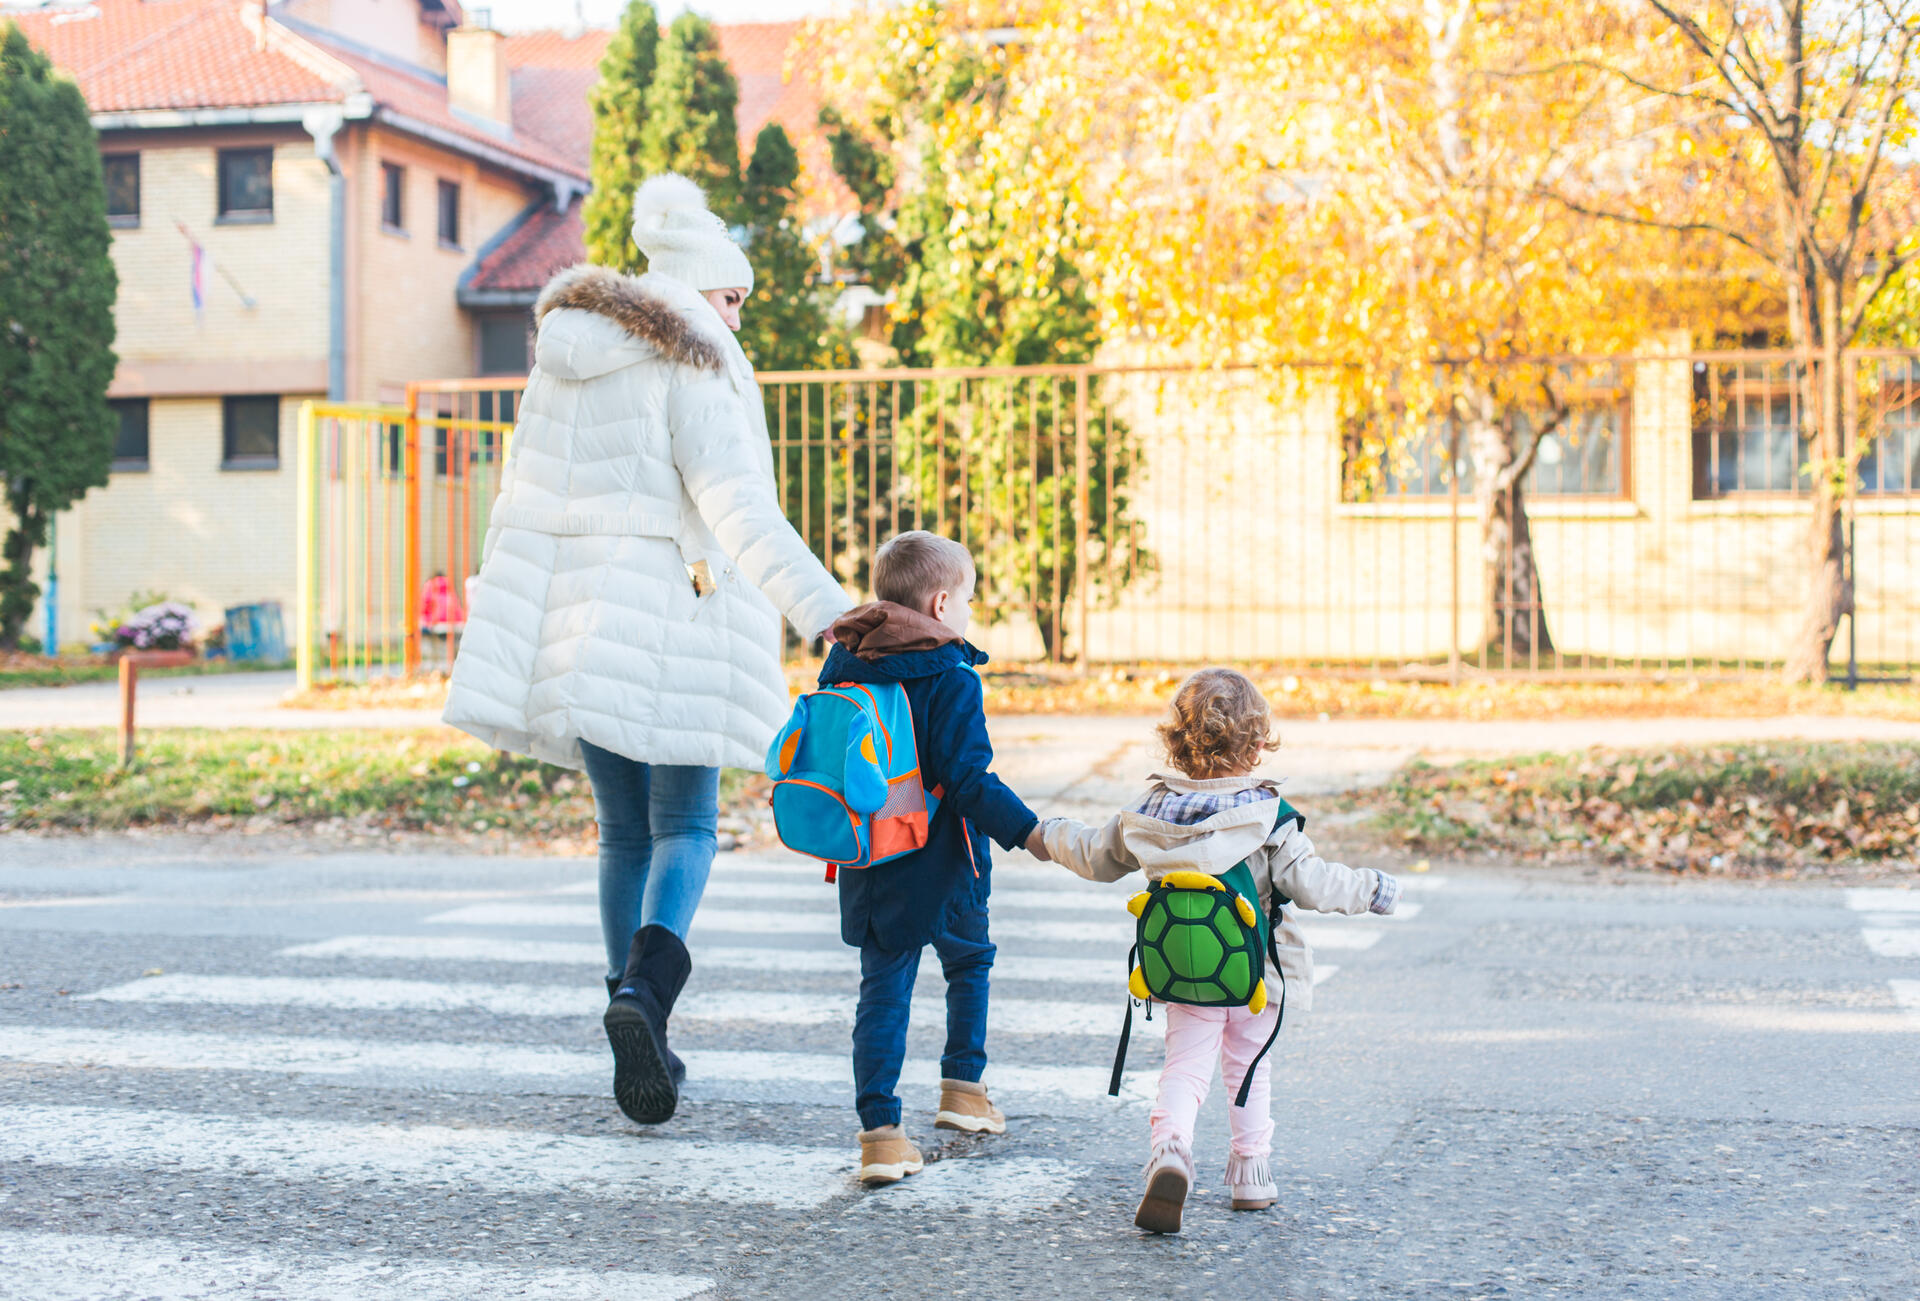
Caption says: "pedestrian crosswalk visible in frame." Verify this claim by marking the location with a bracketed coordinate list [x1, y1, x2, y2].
[1847, 887, 1920, 1026]
[0, 1232, 718, 1301]
[2, 849, 1431, 1295]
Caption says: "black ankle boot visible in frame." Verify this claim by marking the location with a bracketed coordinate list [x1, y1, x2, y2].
[604, 924, 691, 1124]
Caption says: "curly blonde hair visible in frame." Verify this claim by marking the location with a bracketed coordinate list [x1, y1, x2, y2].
[1156, 668, 1280, 779]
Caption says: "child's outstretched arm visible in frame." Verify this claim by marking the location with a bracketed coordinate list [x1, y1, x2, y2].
[1268, 822, 1400, 916]
[921, 668, 1039, 854]
[1039, 815, 1139, 884]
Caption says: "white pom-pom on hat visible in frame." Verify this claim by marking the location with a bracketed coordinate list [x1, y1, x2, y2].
[631, 171, 754, 294]
[632, 173, 709, 233]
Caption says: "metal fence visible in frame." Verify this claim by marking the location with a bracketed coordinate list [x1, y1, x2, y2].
[296, 350, 1920, 686]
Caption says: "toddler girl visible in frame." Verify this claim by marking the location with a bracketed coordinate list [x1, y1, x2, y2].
[1039, 668, 1399, 1233]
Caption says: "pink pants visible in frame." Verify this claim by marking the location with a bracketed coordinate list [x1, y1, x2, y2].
[1149, 1002, 1278, 1159]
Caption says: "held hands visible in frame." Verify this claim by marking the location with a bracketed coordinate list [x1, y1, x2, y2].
[1024, 824, 1052, 862]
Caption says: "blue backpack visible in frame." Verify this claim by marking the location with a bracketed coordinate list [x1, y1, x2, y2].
[765, 681, 939, 880]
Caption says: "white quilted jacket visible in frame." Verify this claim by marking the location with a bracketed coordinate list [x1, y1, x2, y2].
[442, 266, 851, 770]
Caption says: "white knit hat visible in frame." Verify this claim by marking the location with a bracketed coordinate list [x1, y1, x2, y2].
[631, 173, 753, 294]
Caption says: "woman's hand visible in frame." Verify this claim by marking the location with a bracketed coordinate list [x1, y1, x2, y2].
[818, 626, 838, 646]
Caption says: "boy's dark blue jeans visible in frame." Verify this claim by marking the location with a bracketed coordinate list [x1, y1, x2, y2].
[852, 900, 994, 1131]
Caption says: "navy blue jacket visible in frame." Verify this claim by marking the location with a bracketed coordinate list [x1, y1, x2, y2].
[818, 617, 1039, 952]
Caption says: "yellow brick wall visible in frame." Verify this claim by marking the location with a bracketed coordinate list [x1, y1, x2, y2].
[57, 396, 314, 642]
[109, 139, 330, 365]
[354, 126, 536, 402]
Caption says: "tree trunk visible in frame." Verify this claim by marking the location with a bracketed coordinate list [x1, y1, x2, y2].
[1781, 278, 1851, 683]
[1470, 411, 1554, 663]
[0, 481, 48, 650]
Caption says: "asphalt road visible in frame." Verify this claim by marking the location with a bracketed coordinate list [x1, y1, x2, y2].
[0, 837, 1915, 1299]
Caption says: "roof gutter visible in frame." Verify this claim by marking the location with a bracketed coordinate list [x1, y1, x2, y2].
[90, 96, 374, 132]
[374, 107, 585, 193]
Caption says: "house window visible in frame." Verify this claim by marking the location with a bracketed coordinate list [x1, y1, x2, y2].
[1691, 361, 1810, 497]
[437, 179, 461, 247]
[478, 313, 530, 376]
[217, 148, 274, 221]
[222, 395, 280, 469]
[1344, 405, 1626, 501]
[103, 154, 140, 226]
[109, 398, 150, 471]
[382, 162, 406, 231]
[1859, 360, 1919, 495]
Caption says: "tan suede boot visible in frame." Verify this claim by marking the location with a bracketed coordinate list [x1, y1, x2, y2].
[1134, 1137, 1194, 1234]
[934, 1078, 1007, 1134]
[857, 1124, 925, 1187]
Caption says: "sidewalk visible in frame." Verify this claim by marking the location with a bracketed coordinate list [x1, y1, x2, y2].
[8, 670, 1918, 803]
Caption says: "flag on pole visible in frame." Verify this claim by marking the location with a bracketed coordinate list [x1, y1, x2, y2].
[177, 220, 209, 321]
[189, 238, 207, 319]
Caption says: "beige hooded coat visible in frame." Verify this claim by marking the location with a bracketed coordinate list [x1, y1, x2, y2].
[1040, 772, 1391, 1009]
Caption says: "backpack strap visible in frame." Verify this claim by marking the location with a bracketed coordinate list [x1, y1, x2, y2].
[1233, 892, 1292, 1107]
[1108, 941, 1139, 1097]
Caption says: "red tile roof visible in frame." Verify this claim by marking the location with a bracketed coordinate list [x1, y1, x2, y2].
[503, 20, 848, 214]
[7, 0, 339, 112]
[298, 30, 585, 178]
[462, 196, 583, 297]
[8, 0, 583, 179]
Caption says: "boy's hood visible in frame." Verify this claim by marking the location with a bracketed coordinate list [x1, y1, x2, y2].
[1120, 774, 1286, 874]
[819, 603, 987, 683]
[831, 601, 961, 660]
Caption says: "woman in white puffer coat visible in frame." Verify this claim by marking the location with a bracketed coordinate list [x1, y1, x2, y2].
[443, 175, 852, 1126]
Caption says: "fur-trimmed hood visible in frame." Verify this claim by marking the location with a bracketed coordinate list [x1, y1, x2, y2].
[532, 264, 728, 381]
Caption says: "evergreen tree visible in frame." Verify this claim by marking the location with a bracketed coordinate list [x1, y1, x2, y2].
[0, 25, 118, 648]
[638, 13, 743, 217]
[582, 0, 659, 273]
[737, 124, 844, 372]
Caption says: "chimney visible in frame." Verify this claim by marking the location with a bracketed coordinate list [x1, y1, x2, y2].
[446, 17, 511, 128]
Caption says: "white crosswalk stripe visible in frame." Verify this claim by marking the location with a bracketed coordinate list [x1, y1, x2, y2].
[0, 1232, 716, 1301]
[280, 934, 1126, 984]
[0, 1027, 1160, 1104]
[1843, 888, 1920, 1025]
[426, 902, 1389, 950]
[81, 972, 1186, 1037]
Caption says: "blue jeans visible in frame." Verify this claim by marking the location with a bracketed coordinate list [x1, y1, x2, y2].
[852, 901, 995, 1130]
[579, 742, 720, 979]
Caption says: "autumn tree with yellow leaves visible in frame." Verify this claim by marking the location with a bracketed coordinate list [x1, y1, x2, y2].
[1554, 0, 1920, 681]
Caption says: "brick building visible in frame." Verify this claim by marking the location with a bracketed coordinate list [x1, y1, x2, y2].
[7, 0, 828, 649]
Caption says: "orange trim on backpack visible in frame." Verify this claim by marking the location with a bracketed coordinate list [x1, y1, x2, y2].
[771, 778, 867, 867]
[835, 682, 894, 764]
[870, 809, 931, 860]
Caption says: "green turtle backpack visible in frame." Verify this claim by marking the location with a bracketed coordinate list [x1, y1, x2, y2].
[1108, 864, 1290, 1108]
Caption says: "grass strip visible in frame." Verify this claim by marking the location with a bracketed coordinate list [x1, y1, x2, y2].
[0, 658, 292, 690]
[1370, 741, 1920, 874]
[0, 729, 756, 838]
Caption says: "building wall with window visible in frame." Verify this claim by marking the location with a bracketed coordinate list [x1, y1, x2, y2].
[33, 125, 541, 648]
[1041, 349, 1920, 667]
[355, 126, 535, 404]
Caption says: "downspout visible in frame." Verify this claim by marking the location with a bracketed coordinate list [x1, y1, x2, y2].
[303, 108, 348, 400]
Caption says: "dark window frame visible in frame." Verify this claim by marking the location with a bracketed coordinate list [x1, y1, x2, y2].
[221, 395, 281, 470]
[1690, 361, 1813, 500]
[437, 178, 462, 248]
[216, 147, 275, 223]
[381, 162, 407, 233]
[103, 153, 141, 227]
[109, 397, 150, 471]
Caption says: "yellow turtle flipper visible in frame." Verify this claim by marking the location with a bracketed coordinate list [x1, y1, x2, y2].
[1127, 891, 1151, 917]
[1232, 895, 1258, 927]
[1128, 966, 1152, 1001]
[1248, 982, 1268, 1014]
[1161, 870, 1225, 892]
